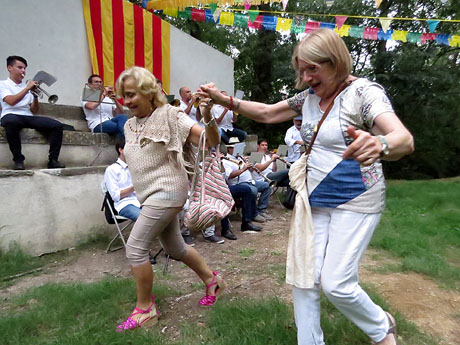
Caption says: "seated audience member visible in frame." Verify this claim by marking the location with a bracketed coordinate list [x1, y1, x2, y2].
[179, 86, 202, 125]
[0, 55, 65, 170]
[211, 91, 246, 145]
[254, 138, 290, 189]
[82, 74, 127, 138]
[104, 137, 140, 221]
[221, 140, 265, 232]
[284, 115, 304, 163]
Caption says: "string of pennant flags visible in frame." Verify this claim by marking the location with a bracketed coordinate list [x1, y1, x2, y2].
[144, 0, 452, 12]
[154, 7, 460, 47]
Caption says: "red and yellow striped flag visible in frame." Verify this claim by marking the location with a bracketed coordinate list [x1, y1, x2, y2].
[82, 0, 170, 93]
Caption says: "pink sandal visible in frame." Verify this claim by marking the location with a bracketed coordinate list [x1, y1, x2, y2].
[199, 271, 227, 306]
[116, 295, 160, 332]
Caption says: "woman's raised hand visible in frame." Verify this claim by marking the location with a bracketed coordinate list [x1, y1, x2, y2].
[199, 83, 227, 105]
[343, 126, 383, 166]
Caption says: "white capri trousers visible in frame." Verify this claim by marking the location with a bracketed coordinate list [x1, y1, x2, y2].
[292, 207, 389, 345]
[126, 205, 187, 266]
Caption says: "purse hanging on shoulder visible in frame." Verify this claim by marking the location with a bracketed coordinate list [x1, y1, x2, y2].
[184, 131, 235, 231]
[283, 81, 351, 210]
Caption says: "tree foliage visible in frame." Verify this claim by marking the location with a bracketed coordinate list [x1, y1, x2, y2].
[158, 0, 460, 178]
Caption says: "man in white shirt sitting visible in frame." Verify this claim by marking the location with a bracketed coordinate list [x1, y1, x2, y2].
[82, 74, 127, 138]
[222, 139, 266, 233]
[104, 137, 140, 221]
[254, 138, 290, 187]
[211, 91, 246, 145]
[179, 86, 202, 126]
[284, 115, 304, 163]
[0, 55, 65, 170]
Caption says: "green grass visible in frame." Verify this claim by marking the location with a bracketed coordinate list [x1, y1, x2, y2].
[371, 179, 460, 289]
[0, 243, 48, 282]
[0, 231, 112, 283]
[0, 279, 438, 345]
[0, 278, 176, 345]
[238, 248, 256, 258]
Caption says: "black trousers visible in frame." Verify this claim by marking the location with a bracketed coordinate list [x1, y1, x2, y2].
[1, 114, 63, 162]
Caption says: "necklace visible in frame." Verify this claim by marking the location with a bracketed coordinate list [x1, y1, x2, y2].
[134, 116, 149, 142]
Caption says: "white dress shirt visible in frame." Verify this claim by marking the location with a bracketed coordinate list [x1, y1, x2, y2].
[104, 158, 140, 212]
[0, 78, 34, 118]
[253, 154, 274, 182]
[222, 154, 253, 186]
[211, 104, 234, 131]
[285, 125, 303, 163]
[179, 99, 200, 124]
[81, 96, 116, 131]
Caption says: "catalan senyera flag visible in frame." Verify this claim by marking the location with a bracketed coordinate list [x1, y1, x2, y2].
[82, 0, 170, 93]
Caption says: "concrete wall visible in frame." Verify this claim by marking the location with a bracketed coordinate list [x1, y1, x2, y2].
[169, 26, 234, 98]
[0, 0, 234, 106]
[0, 168, 111, 256]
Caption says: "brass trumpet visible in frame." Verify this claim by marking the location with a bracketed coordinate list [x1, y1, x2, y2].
[31, 84, 58, 104]
[192, 93, 201, 107]
[27, 70, 59, 104]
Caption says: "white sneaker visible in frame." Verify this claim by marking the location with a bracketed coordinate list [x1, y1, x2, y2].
[260, 211, 273, 221]
[252, 214, 266, 223]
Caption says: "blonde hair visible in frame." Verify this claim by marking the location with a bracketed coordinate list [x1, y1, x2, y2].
[116, 66, 167, 108]
[292, 29, 353, 89]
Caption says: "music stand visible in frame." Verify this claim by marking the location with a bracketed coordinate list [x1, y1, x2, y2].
[32, 71, 57, 87]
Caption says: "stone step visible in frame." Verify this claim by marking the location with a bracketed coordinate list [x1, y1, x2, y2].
[0, 128, 117, 169]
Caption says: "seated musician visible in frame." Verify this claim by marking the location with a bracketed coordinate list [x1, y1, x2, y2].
[254, 138, 290, 189]
[211, 91, 247, 145]
[179, 86, 203, 126]
[221, 138, 268, 232]
[0, 55, 65, 170]
[82, 74, 127, 138]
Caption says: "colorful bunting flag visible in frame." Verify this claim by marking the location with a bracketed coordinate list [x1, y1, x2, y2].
[305, 21, 320, 33]
[276, 18, 293, 32]
[449, 35, 460, 47]
[335, 16, 348, 30]
[234, 12, 248, 28]
[379, 18, 392, 33]
[82, 0, 170, 91]
[162, 7, 456, 48]
[427, 20, 440, 33]
[248, 10, 259, 24]
[392, 30, 408, 42]
[248, 15, 263, 29]
[363, 27, 379, 40]
[335, 24, 351, 37]
[219, 11, 234, 26]
[375, 0, 382, 8]
[244, 1, 251, 11]
[421, 33, 438, 43]
[282, 0, 289, 11]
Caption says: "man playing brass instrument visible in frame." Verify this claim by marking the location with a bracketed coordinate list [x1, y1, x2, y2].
[82, 74, 127, 139]
[0, 55, 65, 170]
[179, 86, 202, 125]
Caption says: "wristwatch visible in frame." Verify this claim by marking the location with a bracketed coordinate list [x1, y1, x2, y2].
[377, 135, 389, 157]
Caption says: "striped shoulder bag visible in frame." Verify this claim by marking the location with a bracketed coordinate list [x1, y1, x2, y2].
[185, 131, 235, 231]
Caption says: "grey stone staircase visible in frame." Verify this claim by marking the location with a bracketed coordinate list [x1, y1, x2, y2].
[0, 103, 117, 169]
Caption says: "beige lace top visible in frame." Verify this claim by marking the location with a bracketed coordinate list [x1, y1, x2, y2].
[123, 104, 196, 207]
